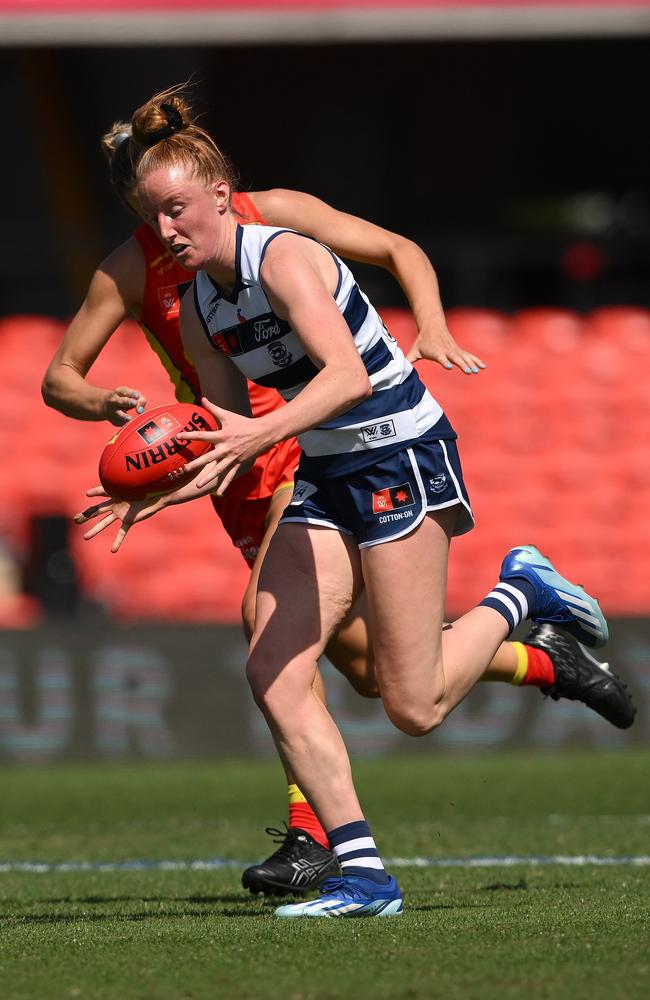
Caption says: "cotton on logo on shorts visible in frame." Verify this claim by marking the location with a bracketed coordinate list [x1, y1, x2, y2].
[361, 420, 396, 444]
[372, 483, 415, 514]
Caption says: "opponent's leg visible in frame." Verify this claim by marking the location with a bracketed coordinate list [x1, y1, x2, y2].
[324, 592, 379, 698]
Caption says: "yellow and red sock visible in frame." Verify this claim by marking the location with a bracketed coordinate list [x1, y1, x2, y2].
[288, 784, 329, 849]
[511, 642, 555, 687]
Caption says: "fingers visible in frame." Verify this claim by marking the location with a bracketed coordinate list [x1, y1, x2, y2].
[74, 502, 113, 524]
[82, 511, 119, 540]
[178, 430, 215, 443]
[111, 525, 130, 554]
[196, 462, 223, 490]
[115, 387, 147, 414]
[447, 350, 486, 374]
[75, 488, 112, 523]
[183, 448, 219, 474]
[110, 388, 147, 422]
[212, 464, 240, 496]
[200, 396, 223, 420]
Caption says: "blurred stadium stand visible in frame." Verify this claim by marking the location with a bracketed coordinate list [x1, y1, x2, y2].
[1, 307, 648, 626]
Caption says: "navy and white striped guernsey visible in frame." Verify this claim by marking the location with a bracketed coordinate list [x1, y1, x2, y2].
[193, 224, 456, 477]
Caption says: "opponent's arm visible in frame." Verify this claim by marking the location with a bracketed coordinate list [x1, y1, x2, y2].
[251, 188, 484, 373]
[42, 238, 149, 425]
[74, 291, 254, 551]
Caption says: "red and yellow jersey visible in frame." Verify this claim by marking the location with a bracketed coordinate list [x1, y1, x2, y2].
[133, 192, 299, 501]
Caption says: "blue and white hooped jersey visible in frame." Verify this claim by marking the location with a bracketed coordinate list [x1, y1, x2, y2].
[193, 224, 456, 477]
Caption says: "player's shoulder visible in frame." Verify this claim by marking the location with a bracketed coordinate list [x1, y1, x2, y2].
[97, 235, 146, 306]
[100, 234, 146, 280]
[250, 188, 317, 227]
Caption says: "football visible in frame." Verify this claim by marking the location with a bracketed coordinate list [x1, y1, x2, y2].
[99, 403, 218, 501]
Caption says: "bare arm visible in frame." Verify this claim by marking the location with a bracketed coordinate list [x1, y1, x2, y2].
[42, 238, 149, 424]
[74, 292, 253, 550]
[251, 188, 484, 373]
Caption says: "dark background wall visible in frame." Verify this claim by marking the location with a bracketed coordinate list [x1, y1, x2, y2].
[3, 37, 649, 318]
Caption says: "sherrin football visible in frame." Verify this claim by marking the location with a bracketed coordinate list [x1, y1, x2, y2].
[99, 403, 218, 501]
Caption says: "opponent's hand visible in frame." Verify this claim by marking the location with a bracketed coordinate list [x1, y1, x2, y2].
[407, 321, 485, 374]
[74, 485, 165, 553]
[101, 386, 148, 425]
[179, 397, 265, 496]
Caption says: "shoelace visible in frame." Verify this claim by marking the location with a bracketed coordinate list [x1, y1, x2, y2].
[262, 823, 302, 860]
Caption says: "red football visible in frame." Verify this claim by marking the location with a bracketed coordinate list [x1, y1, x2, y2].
[99, 403, 219, 501]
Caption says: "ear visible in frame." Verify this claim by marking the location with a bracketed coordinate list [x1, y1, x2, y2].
[213, 178, 231, 213]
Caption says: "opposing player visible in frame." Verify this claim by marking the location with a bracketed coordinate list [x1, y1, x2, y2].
[75, 89, 634, 915]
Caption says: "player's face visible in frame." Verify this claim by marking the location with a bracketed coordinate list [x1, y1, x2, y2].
[137, 166, 227, 271]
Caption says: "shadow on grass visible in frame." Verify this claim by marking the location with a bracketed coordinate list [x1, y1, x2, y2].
[482, 879, 528, 892]
[29, 893, 249, 905]
[3, 893, 270, 923]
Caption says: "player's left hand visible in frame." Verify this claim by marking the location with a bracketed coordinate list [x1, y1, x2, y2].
[74, 486, 167, 553]
[407, 320, 486, 374]
[179, 397, 263, 496]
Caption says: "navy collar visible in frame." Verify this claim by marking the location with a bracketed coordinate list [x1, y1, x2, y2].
[207, 224, 246, 304]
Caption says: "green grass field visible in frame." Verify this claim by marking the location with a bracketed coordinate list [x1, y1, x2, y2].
[1, 751, 649, 999]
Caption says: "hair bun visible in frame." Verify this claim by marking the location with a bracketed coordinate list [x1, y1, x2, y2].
[132, 92, 190, 149]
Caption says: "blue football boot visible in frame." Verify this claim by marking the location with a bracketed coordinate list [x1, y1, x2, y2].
[501, 545, 608, 648]
[274, 874, 404, 918]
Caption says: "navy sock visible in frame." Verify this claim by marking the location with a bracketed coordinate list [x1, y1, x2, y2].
[479, 578, 537, 636]
[327, 820, 390, 885]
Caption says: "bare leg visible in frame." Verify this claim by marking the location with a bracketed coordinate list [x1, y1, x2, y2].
[247, 524, 366, 830]
[482, 638, 519, 681]
[248, 510, 511, 831]
[361, 508, 510, 737]
[324, 592, 379, 697]
[241, 488, 328, 785]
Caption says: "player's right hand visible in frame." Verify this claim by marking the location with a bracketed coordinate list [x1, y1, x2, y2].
[74, 485, 164, 553]
[102, 387, 148, 425]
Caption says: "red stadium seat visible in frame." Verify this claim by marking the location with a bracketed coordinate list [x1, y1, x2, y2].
[1, 308, 647, 619]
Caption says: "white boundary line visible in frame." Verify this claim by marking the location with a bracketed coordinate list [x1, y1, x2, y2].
[1, 854, 649, 873]
[1, 8, 650, 45]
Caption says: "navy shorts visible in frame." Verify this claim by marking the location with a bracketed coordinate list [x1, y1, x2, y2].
[280, 438, 474, 548]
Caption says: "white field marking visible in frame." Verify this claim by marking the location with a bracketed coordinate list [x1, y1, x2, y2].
[2, 855, 650, 874]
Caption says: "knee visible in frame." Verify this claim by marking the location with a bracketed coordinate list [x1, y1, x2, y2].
[383, 698, 448, 737]
[246, 651, 306, 720]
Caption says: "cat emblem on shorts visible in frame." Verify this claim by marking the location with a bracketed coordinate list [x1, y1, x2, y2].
[429, 474, 447, 493]
[268, 342, 293, 368]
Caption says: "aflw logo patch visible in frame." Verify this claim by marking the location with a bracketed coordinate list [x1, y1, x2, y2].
[372, 483, 415, 514]
[136, 412, 180, 445]
[362, 419, 396, 444]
